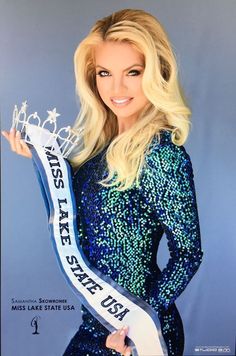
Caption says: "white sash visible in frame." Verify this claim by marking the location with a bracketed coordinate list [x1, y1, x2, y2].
[28, 125, 168, 356]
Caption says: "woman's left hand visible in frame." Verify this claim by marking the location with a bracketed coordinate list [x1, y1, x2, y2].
[105, 325, 132, 356]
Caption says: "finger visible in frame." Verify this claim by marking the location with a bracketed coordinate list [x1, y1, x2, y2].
[119, 326, 130, 354]
[9, 127, 17, 152]
[119, 325, 129, 336]
[106, 330, 118, 348]
[105, 332, 114, 348]
[106, 326, 129, 352]
[15, 130, 23, 154]
[106, 331, 122, 349]
[123, 345, 132, 356]
[15, 131, 31, 158]
[20, 139, 32, 158]
[1, 130, 11, 142]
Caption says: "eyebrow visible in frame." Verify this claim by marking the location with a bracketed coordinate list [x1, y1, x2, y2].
[95, 64, 144, 71]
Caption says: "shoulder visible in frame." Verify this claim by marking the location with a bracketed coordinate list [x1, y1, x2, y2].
[143, 130, 193, 177]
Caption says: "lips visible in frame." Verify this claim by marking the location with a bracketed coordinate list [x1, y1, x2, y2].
[110, 97, 133, 107]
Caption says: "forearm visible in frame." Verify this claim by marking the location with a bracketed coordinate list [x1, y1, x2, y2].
[149, 244, 203, 312]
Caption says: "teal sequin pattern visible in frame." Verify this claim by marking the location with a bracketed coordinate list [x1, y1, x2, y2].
[64, 130, 203, 356]
[140, 132, 204, 313]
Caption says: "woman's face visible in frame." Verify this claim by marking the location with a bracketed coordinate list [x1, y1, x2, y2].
[94, 41, 149, 127]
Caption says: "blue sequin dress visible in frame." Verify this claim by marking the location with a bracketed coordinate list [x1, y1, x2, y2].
[63, 130, 203, 356]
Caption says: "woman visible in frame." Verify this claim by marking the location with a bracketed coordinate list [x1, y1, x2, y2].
[2, 8, 204, 356]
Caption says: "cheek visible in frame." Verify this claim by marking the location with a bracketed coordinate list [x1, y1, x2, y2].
[129, 78, 144, 95]
[134, 81, 148, 103]
[136, 80, 145, 94]
[96, 79, 109, 99]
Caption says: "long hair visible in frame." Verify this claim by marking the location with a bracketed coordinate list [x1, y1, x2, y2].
[70, 8, 191, 191]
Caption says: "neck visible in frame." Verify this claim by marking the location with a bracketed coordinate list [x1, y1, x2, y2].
[117, 115, 137, 135]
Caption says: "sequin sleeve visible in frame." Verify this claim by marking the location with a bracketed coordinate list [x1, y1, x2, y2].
[141, 138, 204, 312]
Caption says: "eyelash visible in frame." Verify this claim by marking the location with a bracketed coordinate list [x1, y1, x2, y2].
[96, 69, 141, 77]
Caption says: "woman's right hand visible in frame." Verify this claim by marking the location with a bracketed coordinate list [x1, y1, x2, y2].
[1, 128, 32, 158]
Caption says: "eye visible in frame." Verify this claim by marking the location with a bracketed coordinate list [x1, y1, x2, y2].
[128, 69, 141, 76]
[96, 70, 110, 77]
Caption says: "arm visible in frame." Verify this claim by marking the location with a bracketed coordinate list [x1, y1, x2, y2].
[141, 137, 204, 312]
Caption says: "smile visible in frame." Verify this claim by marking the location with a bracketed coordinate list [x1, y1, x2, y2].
[110, 97, 133, 107]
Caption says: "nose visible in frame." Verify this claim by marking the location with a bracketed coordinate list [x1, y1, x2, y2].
[111, 75, 127, 94]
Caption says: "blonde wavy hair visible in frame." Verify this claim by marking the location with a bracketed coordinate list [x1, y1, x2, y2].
[70, 8, 191, 191]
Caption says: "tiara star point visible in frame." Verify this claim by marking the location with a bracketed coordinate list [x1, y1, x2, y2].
[47, 108, 60, 123]
[21, 101, 28, 111]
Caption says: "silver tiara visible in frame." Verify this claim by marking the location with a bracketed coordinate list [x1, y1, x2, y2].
[12, 101, 84, 159]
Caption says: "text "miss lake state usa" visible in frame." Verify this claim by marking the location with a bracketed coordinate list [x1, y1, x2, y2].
[46, 150, 130, 322]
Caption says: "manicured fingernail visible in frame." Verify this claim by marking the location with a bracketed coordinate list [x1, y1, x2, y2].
[16, 131, 21, 137]
[112, 330, 116, 334]
[120, 330, 124, 335]
[10, 127, 14, 132]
